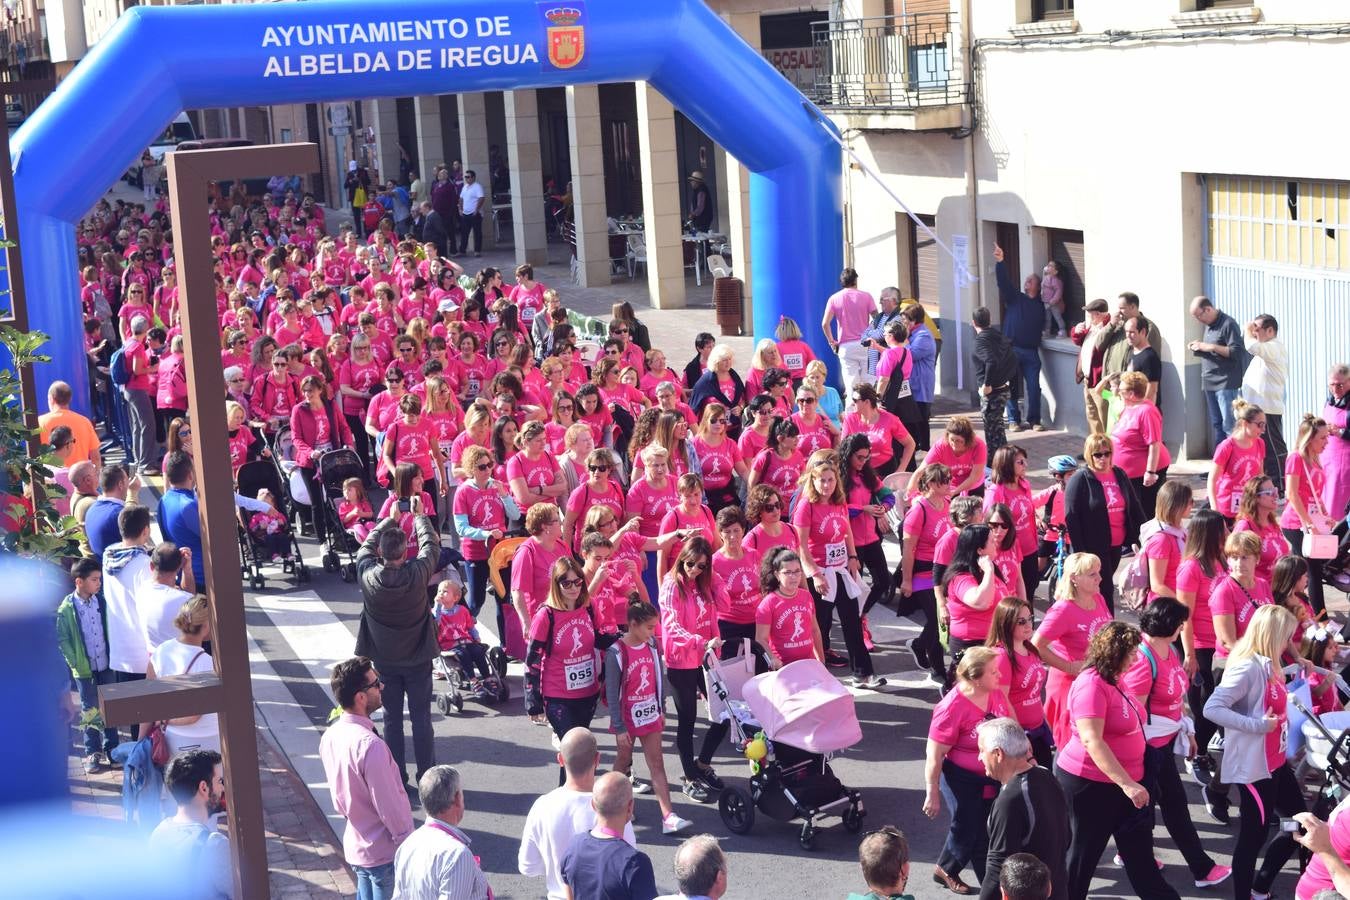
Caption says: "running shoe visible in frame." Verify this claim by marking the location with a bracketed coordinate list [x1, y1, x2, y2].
[903, 638, 929, 670]
[1203, 787, 1230, 825]
[1195, 864, 1232, 887]
[662, 812, 693, 834]
[681, 778, 711, 803]
[694, 764, 724, 791]
[1187, 754, 1215, 789]
[629, 774, 652, 795]
[1113, 854, 1163, 869]
[852, 675, 888, 690]
[83, 753, 101, 775]
[825, 651, 850, 668]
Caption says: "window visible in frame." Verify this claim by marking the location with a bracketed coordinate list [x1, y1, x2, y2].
[1206, 176, 1349, 269]
[1046, 229, 1086, 328]
[1032, 0, 1074, 21]
[1196, 0, 1250, 8]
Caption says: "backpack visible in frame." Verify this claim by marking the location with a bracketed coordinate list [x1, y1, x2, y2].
[109, 346, 131, 386]
[1115, 540, 1152, 612]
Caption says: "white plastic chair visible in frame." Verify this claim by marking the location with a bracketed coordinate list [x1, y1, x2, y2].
[626, 232, 648, 279]
[706, 253, 732, 279]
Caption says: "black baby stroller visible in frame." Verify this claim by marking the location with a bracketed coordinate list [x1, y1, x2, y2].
[433, 642, 511, 714]
[711, 657, 866, 849]
[317, 448, 366, 583]
[235, 458, 311, 590]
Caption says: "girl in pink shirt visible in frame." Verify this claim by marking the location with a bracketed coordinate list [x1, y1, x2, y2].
[1176, 509, 1227, 776]
[1281, 416, 1333, 615]
[1139, 481, 1191, 602]
[748, 418, 805, 496]
[659, 537, 728, 795]
[905, 466, 957, 683]
[984, 445, 1040, 596]
[1210, 530, 1273, 660]
[562, 449, 626, 553]
[712, 508, 765, 662]
[1207, 401, 1268, 519]
[941, 523, 1010, 655]
[983, 504, 1028, 605]
[506, 420, 566, 513]
[337, 477, 376, 543]
[841, 384, 914, 477]
[1032, 552, 1113, 751]
[791, 384, 839, 456]
[737, 400, 775, 462]
[755, 547, 822, 668]
[692, 402, 748, 513]
[1233, 475, 1290, 585]
[987, 598, 1052, 766]
[581, 532, 643, 635]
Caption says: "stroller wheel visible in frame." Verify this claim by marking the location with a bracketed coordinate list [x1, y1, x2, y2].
[718, 786, 755, 835]
[488, 646, 509, 680]
[453, 693, 464, 713]
[842, 803, 865, 834]
[340, 563, 356, 583]
[799, 823, 817, 850]
[295, 564, 311, 583]
[436, 694, 451, 715]
[322, 551, 339, 573]
[250, 575, 266, 591]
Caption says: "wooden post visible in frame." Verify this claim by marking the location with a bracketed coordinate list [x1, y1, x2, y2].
[100, 142, 320, 900]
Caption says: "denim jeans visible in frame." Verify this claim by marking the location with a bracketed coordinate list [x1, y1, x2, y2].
[937, 759, 996, 879]
[1204, 387, 1240, 446]
[353, 861, 396, 900]
[378, 661, 434, 782]
[1005, 346, 1043, 425]
[76, 670, 121, 756]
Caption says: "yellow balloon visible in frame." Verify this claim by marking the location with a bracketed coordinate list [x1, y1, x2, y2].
[745, 738, 767, 761]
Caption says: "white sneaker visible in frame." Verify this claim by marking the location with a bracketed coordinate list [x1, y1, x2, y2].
[629, 774, 652, 794]
[662, 812, 693, 834]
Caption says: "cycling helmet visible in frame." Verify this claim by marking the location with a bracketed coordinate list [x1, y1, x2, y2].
[1047, 454, 1077, 474]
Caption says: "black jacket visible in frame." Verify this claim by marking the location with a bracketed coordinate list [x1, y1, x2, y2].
[355, 515, 441, 667]
[979, 766, 1070, 900]
[422, 210, 450, 259]
[973, 328, 1018, 391]
[1065, 464, 1145, 560]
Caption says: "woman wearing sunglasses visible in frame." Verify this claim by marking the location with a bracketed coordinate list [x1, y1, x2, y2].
[743, 484, 798, 558]
[791, 385, 839, 456]
[659, 537, 728, 804]
[1033, 552, 1112, 755]
[692, 403, 748, 514]
[562, 449, 626, 553]
[1064, 432, 1144, 612]
[737, 393, 777, 462]
[524, 556, 616, 783]
[452, 444, 518, 619]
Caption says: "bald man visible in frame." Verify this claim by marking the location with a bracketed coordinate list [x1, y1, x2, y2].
[561, 772, 657, 900]
[69, 461, 100, 532]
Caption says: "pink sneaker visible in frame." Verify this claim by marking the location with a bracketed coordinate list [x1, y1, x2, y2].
[1195, 864, 1231, 888]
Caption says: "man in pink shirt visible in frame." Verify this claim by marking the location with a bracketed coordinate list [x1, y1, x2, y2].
[320, 656, 414, 900]
[820, 267, 876, 408]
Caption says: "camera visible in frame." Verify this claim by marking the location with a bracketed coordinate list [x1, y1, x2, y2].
[1279, 817, 1302, 834]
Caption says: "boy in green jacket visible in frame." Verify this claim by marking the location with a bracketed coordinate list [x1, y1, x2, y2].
[56, 556, 119, 773]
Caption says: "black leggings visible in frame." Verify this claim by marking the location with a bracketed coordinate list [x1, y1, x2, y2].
[544, 694, 598, 785]
[1129, 468, 1168, 525]
[856, 540, 892, 617]
[297, 465, 327, 541]
[344, 413, 372, 478]
[809, 572, 873, 677]
[1284, 526, 1326, 615]
[717, 620, 769, 674]
[1187, 647, 1218, 757]
[1056, 766, 1179, 900]
[913, 585, 944, 681]
[1234, 763, 1306, 899]
[1019, 553, 1041, 604]
[1141, 743, 1216, 881]
[667, 667, 728, 780]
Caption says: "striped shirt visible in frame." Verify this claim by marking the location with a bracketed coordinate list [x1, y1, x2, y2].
[392, 819, 490, 900]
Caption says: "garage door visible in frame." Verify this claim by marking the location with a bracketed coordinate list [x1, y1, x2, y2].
[1047, 228, 1085, 326]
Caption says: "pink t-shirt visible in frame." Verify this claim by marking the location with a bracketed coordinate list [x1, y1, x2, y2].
[984, 480, 1038, 556]
[337, 358, 383, 417]
[1095, 469, 1128, 547]
[738, 427, 769, 463]
[528, 606, 599, 699]
[825, 288, 875, 342]
[775, 339, 815, 379]
[925, 438, 987, 492]
[692, 436, 742, 491]
[1281, 454, 1328, 530]
[744, 522, 798, 558]
[1297, 798, 1350, 900]
[752, 448, 805, 495]
[995, 647, 1047, 730]
[590, 559, 640, 635]
[506, 452, 560, 511]
[875, 344, 914, 382]
[791, 501, 852, 570]
[756, 589, 818, 664]
[510, 538, 568, 621]
[565, 480, 625, 549]
[614, 639, 664, 737]
[903, 497, 950, 563]
[1212, 436, 1266, 517]
[1175, 558, 1220, 649]
[1233, 518, 1289, 585]
[451, 482, 506, 562]
[659, 505, 717, 561]
[791, 414, 835, 456]
[1057, 668, 1146, 782]
[946, 570, 1009, 642]
[928, 688, 1012, 774]
[625, 477, 678, 537]
[227, 427, 254, 474]
[933, 528, 960, 568]
[387, 418, 437, 480]
[1121, 643, 1190, 747]
[1209, 575, 1273, 659]
[713, 548, 762, 626]
[424, 409, 462, 458]
[841, 410, 910, 469]
[1111, 402, 1171, 480]
[1140, 527, 1185, 601]
[1265, 674, 1289, 771]
[1034, 595, 1112, 666]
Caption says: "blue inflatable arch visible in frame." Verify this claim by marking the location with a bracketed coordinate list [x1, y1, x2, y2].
[11, 0, 842, 411]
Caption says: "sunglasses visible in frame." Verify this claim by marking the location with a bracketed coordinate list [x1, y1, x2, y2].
[612, 328, 629, 335]
[588, 465, 611, 473]
[797, 397, 816, 404]
[273, 362, 287, 369]
[495, 341, 509, 348]
[712, 418, 728, 426]
[1091, 451, 1112, 459]
[755, 407, 772, 415]
[474, 463, 492, 471]
[559, 577, 583, 588]
[990, 523, 1010, 531]
[1256, 488, 1278, 497]
[762, 503, 781, 512]
[399, 347, 415, 354]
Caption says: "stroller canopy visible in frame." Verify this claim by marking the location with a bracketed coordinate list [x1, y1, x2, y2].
[743, 659, 863, 754]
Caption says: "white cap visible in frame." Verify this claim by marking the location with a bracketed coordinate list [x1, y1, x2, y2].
[437, 297, 459, 314]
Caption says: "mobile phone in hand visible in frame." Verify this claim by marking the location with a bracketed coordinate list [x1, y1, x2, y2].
[398, 498, 411, 513]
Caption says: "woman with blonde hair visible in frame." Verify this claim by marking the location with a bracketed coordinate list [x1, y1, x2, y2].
[1110, 370, 1171, 515]
[1281, 413, 1333, 614]
[507, 419, 566, 513]
[692, 402, 748, 513]
[1205, 604, 1305, 900]
[1065, 431, 1144, 611]
[143, 595, 218, 756]
[1208, 398, 1267, 523]
[556, 421, 597, 494]
[1233, 474, 1289, 585]
[910, 415, 986, 498]
[744, 337, 785, 399]
[1033, 551, 1112, 752]
[774, 315, 816, 385]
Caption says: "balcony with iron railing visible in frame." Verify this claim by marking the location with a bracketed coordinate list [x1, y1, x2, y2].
[807, 12, 966, 130]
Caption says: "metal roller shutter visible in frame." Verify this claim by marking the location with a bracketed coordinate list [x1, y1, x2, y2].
[1048, 229, 1085, 326]
[912, 214, 939, 307]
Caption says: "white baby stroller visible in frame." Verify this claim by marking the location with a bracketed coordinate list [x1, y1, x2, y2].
[710, 657, 866, 849]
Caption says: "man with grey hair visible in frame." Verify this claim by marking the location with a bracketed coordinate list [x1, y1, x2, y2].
[656, 834, 728, 900]
[560, 772, 657, 900]
[121, 314, 159, 475]
[392, 765, 491, 900]
[520, 727, 637, 900]
[976, 718, 1069, 900]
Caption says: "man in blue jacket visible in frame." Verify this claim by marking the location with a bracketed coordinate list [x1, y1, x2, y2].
[993, 244, 1045, 431]
[156, 452, 204, 586]
[85, 464, 139, 559]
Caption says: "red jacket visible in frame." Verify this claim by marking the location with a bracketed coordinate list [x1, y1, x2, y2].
[289, 399, 354, 469]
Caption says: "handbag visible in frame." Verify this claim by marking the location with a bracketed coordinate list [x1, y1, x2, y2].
[1300, 458, 1337, 559]
[147, 722, 171, 767]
